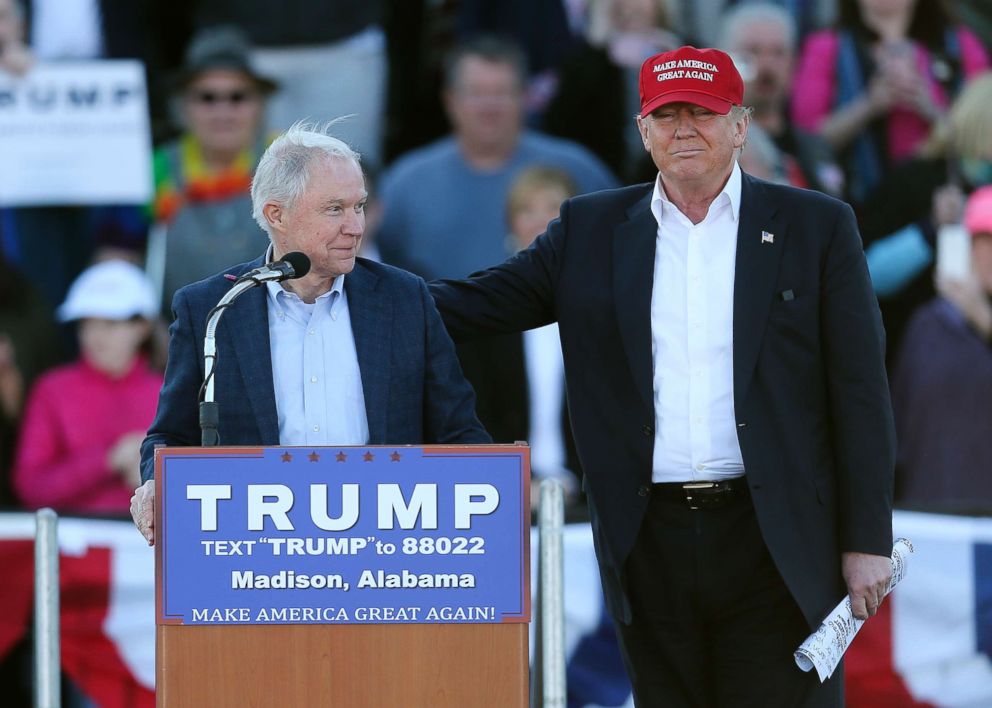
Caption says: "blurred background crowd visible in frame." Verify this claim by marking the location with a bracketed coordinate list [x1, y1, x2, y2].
[1, 0, 991, 703]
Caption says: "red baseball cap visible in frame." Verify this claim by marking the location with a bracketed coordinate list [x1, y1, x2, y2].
[639, 46, 744, 116]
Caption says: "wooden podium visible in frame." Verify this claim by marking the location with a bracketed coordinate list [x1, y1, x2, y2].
[155, 446, 530, 708]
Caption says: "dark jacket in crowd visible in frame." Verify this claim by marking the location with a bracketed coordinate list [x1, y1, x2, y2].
[544, 43, 657, 185]
[193, 0, 383, 46]
[857, 157, 950, 365]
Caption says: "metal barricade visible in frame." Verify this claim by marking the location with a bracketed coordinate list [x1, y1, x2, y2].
[537, 479, 566, 708]
[34, 508, 60, 708]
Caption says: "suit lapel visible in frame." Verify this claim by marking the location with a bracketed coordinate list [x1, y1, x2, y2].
[613, 190, 657, 410]
[733, 174, 786, 404]
[227, 284, 281, 445]
[345, 263, 390, 444]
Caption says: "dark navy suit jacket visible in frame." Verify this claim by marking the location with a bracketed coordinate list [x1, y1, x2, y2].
[431, 173, 896, 629]
[140, 256, 490, 481]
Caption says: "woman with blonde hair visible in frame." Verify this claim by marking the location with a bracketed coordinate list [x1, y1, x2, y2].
[858, 72, 992, 365]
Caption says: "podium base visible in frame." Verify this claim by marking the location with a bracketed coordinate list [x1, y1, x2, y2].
[157, 623, 528, 707]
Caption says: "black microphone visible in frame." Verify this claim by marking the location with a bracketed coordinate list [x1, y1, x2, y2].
[237, 251, 311, 283]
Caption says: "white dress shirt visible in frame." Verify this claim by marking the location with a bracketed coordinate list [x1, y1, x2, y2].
[265, 272, 369, 447]
[649, 162, 745, 482]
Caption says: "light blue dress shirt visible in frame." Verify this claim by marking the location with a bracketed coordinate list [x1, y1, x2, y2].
[265, 271, 369, 446]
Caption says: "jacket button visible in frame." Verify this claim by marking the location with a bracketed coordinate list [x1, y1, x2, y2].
[637, 485, 651, 497]
[641, 424, 654, 437]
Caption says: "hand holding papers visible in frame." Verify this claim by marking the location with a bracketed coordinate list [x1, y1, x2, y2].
[795, 538, 914, 681]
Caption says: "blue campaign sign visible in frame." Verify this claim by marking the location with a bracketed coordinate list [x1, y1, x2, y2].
[156, 446, 529, 626]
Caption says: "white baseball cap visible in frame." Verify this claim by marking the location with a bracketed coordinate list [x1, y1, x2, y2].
[57, 260, 158, 323]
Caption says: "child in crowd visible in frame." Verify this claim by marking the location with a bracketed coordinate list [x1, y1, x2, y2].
[13, 261, 163, 514]
[507, 166, 576, 253]
[455, 166, 583, 511]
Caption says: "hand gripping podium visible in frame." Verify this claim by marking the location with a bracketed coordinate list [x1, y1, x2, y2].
[155, 445, 530, 707]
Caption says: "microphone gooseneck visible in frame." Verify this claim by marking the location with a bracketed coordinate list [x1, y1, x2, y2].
[199, 252, 311, 446]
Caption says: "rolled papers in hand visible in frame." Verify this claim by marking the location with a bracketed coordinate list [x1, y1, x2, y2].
[794, 538, 914, 682]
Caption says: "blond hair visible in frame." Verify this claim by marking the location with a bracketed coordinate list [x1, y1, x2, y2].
[923, 73, 992, 160]
[506, 167, 577, 219]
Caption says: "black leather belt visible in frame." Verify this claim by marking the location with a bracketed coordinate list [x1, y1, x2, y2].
[651, 477, 749, 510]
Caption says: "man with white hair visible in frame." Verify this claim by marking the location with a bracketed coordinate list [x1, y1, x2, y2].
[719, 2, 843, 196]
[130, 123, 490, 544]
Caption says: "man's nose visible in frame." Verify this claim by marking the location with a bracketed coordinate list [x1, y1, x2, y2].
[674, 112, 698, 136]
[342, 212, 364, 235]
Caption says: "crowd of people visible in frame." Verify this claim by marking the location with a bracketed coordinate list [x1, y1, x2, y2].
[1, 0, 988, 517]
[1, 0, 991, 702]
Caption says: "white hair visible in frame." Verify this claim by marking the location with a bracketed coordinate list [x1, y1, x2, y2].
[718, 2, 797, 54]
[731, 104, 754, 121]
[250, 119, 361, 236]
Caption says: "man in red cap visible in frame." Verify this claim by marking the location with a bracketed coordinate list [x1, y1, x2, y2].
[431, 45, 894, 706]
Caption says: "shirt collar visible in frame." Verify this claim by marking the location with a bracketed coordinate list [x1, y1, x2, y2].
[266, 275, 344, 305]
[650, 160, 742, 225]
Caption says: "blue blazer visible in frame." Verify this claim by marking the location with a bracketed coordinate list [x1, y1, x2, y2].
[140, 256, 490, 481]
[431, 173, 896, 630]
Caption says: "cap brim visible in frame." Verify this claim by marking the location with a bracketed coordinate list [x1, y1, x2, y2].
[57, 305, 153, 323]
[641, 90, 733, 116]
[964, 215, 992, 235]
[169, 68, 279, 95]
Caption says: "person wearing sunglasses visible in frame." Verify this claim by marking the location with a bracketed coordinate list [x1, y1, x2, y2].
[146, 25, 278, 317]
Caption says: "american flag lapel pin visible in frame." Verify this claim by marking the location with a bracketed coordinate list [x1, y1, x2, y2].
[761, 230, 774, 245]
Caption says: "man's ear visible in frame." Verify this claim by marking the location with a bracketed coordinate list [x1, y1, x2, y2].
[734, 117, 749, 149]
[442, 88, 457, 122]
[262, 202, 283, 233]
[636, 115, 650, 151]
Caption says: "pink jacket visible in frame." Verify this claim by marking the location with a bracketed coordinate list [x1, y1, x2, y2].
[13, 358, 162, 514]
[791, 28, 989, 162]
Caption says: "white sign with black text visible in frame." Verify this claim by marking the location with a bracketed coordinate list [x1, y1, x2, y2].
[0, 60, 152, 206]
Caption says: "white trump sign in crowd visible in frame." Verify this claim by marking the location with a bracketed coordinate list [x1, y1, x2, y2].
[0, 60, 152, 207]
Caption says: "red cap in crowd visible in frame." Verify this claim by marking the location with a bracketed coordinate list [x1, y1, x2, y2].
[964, 186, 992, 236]
[639, 46, 744, 116]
